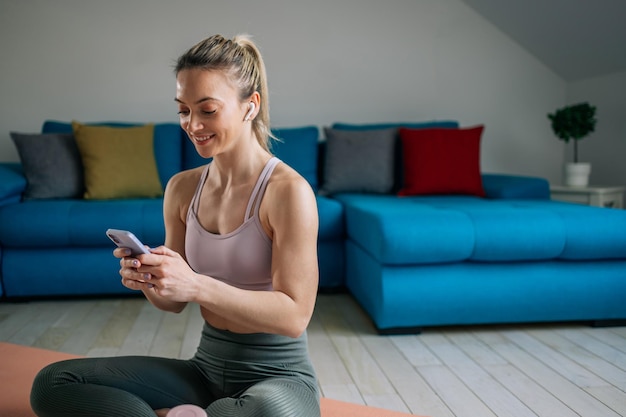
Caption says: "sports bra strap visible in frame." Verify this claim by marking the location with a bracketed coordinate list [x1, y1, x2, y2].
[244, 157, 281, 221]
[192, 164, 211, 215]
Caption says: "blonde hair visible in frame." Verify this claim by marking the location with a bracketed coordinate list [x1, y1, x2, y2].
[175, 34, 276, 152]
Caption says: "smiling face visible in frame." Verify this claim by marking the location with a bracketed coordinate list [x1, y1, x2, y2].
[176, 68, 252, 159]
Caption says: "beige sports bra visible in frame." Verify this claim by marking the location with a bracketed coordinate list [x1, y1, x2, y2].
[185, 157, 280, 291]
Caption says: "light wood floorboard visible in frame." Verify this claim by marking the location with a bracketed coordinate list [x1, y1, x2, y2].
[1, 293, 625, 417]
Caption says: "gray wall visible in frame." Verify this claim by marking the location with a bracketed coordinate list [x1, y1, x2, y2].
[0, 0, 569, 182]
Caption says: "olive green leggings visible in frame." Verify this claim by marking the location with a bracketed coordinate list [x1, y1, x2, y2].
[30, 324, 320, 417]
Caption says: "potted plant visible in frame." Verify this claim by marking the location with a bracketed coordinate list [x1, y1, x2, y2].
[548, 102, 597, 187]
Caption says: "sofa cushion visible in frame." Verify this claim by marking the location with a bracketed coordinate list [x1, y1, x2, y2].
[456, 199, 565, 261]
[337, 194, 475, 264]
[482, 174, 550, 199]
[0, 199, 165, 248]
[331, 120, 459, 131]
[398, 126, 485, 197]
[71, 122, 163, 199]
[335, 194, 626, 265]
[1, 247, 137, 297]
[327, 121, 461, 194]
[0, 195, 343, 248]
[0, 164, 26, 206]
[272, 126, 320, 190]
[42, 121, 184, 189]
[10, 132, 84, 199]
[321, 127, 396, 195]
[519, 200, 626, 260]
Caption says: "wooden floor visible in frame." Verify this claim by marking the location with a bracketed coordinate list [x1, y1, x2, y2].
[1, 293, 625, 417]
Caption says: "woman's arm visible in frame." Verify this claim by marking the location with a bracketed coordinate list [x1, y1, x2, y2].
[117, 169, 201, 313]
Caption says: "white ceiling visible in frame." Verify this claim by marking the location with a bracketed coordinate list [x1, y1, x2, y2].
[461, 0, 626, 82]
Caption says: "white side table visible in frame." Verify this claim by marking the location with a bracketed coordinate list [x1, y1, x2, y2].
[550, 185, 626, 209]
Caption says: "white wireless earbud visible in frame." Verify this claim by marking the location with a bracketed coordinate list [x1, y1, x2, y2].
[244, 102, 255, 121]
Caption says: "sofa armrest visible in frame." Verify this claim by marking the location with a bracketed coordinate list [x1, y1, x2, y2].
[482, 173, 550, 200]
[0, 163, 26, 206]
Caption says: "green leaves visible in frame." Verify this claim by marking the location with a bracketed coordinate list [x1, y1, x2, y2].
[547, 102, 597, 143]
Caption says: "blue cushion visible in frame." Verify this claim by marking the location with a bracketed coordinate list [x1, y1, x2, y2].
[0, 194, 344, 248]
[152, 124, 185, 184]
[42, 120, 184, 188]
[0, 199, 165, 248]
[482, 174, 550, 199]
[0, 163, 26, 206]
[455, 200, 565, 261]
[331, 120, 459, 131]
[272, 126, 319, 190]
[1, 248, 136, 297]
[520, 200, 626, 260]
[336, 194, 475, 264]
[336, 194, 626, 265]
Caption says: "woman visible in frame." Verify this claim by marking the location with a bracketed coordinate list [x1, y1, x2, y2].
[30, 34, 321, 417]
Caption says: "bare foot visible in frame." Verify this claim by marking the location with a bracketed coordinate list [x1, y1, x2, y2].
[154, 409, 170, 417]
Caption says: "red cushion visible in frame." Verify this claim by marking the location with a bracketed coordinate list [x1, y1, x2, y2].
[398, 126, 486, 197]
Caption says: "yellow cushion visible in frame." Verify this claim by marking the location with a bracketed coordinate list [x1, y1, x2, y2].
[72, 122, 163, 199]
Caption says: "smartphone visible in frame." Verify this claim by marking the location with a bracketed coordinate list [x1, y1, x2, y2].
[106, 229, 150, 256]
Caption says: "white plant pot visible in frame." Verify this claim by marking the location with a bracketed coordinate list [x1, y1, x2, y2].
[564, 162, 591, 187]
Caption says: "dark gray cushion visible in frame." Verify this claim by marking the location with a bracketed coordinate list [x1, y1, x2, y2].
[321, 127, 397, 195]
[10, 132, 84, 199]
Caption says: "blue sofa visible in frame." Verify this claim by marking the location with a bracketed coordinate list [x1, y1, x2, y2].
[1, 120, 625, 334]
[0, 121, 344, 297]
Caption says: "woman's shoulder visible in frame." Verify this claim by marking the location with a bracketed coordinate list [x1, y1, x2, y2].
[271, 160, 311, 188]
[165, 165, 206, 196]
[268, 161, 316, 204]
[264, 160, 318, 232]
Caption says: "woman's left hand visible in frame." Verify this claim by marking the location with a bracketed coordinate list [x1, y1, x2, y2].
[136, 246, 202, 303]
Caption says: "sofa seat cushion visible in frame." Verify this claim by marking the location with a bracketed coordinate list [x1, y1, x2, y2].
[335, 194, 626, 265]
[0, 199, 164, 248]
[517, 200, 626, 260]
[0, 197, 343, 249]
[337, 194, 476, 264]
